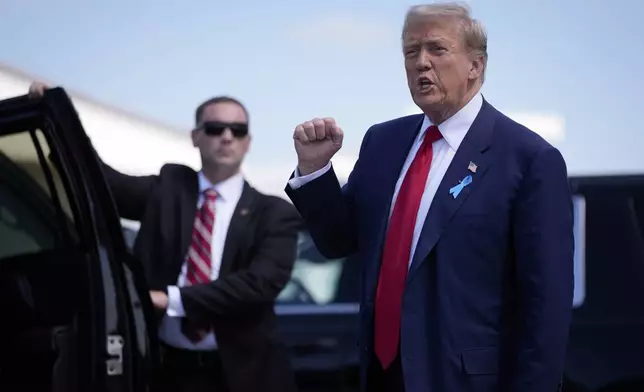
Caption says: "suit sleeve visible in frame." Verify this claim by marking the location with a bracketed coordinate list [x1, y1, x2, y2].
[90, 147, 157, 221]
[288, 161, 332, 189]
[178, 199, 300, 319]
[283, 127, 373, 259]
[511, 146, 574, 392]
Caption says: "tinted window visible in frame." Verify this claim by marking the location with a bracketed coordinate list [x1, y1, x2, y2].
[0, 129, 77, 260]
[276, 231, 359, 304]
[0, 127, 87, 389]
[0, 190, 52, 258]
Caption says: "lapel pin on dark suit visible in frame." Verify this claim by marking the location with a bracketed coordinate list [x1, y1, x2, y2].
[449, 175, 473, 199]
[468, 161, 478, 173]
[240, 208, 250, 216]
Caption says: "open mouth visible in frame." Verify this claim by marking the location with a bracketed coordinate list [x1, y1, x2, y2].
[418, 77, 434, 92]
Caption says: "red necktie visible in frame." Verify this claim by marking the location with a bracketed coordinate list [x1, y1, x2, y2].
[374, 125, 443, 369]
[181, 188, 217, 342]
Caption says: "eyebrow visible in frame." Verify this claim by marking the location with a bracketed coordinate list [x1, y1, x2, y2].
[408, 36, 453, 49]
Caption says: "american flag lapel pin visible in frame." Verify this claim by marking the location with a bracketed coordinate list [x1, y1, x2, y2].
[468, 161, 478, 173]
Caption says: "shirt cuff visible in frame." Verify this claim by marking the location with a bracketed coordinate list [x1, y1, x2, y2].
[166, 286, 185, 317]
[288, 162, 332, 189]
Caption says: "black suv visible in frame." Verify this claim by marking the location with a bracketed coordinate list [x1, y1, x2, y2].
[1, 89, 643, 392]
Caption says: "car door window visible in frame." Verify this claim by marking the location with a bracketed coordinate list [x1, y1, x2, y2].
[0, 129, 76, 259]
[276, 231, 359, 305]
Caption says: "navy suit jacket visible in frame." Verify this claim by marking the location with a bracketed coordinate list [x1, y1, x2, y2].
[285, 99, 574, 392]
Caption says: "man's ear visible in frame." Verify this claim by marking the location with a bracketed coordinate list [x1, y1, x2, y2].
[468, 55, 485, 80]
[191, 129, 199, 147]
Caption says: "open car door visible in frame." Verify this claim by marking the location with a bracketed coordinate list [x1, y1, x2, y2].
[0, 88, 160, 392]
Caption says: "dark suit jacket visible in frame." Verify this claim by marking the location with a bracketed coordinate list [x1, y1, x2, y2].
[102, 162, 300, 392]
[286, 99, 574, 392]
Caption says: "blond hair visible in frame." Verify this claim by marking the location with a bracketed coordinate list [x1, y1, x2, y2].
[402, 2, 488, 80]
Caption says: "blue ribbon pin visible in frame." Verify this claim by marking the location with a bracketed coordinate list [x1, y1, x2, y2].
[449, 175, 473, 199]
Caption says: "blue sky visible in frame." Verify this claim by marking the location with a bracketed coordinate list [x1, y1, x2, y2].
[1, 0, 643, 181]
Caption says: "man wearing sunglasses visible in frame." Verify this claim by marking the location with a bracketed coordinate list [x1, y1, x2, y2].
[29, 83, 300, 392]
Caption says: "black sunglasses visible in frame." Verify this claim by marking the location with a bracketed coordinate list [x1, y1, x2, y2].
[199, 121, 249, 138]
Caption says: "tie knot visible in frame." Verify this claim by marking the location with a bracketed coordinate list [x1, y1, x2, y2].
[423, 125, 443, 145]
[203, 188, 217, 200]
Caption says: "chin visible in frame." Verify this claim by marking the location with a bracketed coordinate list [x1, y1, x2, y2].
[216, 158, 241, 168]
[414, 95, 440, 110]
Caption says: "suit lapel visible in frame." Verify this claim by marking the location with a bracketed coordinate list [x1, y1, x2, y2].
[179, 169, 200, 270]
[219, 182, 258, 276]
[406, 100, 497, 282]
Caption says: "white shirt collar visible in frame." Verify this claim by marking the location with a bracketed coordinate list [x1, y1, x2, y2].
[419, 92, 483, 151]
[198, 171, 245, 202]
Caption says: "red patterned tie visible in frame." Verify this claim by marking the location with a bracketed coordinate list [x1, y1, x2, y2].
[374, 125, 443, 369]
[181, 188, 217, 342]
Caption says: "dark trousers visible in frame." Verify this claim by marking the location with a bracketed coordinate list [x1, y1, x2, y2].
[366, 353, 406, 392]
[158, 343, 228, 392]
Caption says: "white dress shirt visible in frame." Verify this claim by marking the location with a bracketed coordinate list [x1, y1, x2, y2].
[288, 93, 483, 267]
[159, 171, 245, 351]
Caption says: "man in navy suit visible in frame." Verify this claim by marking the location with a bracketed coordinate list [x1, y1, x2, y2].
[285, 3, 574, 392]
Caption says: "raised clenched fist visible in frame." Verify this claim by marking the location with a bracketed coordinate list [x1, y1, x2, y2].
[293, 117, 344, 175]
